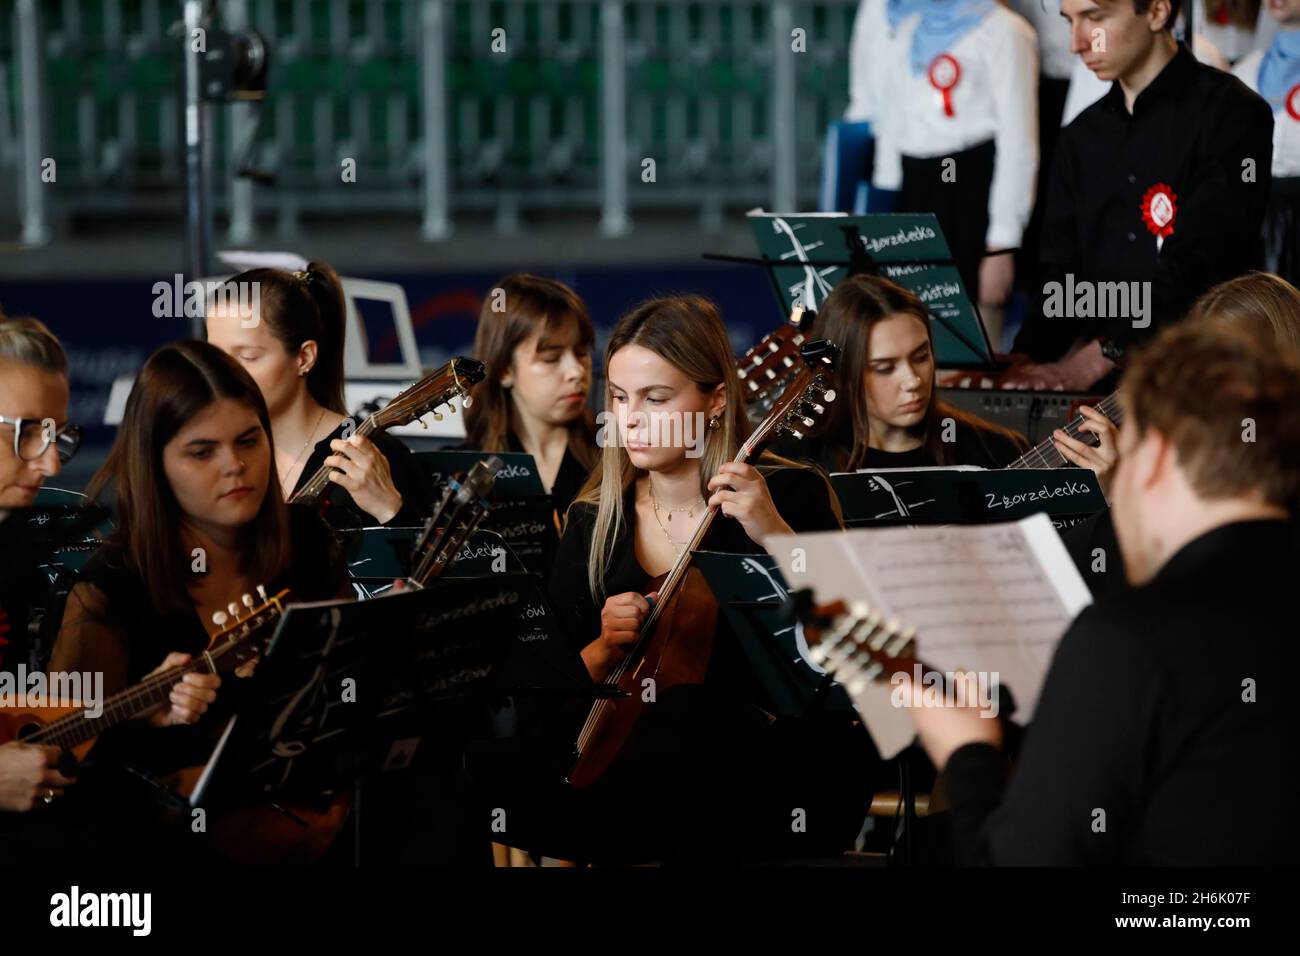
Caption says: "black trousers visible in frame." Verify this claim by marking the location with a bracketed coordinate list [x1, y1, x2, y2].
[465, 685, 883, 865]
[1263, 175, 1300, 288]
[900, 139, 996, 303]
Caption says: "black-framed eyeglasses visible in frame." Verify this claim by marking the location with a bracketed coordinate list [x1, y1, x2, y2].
[0, 416, 82, 464]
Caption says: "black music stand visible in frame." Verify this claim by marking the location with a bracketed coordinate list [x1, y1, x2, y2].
[187, 575, 598, 864]
[829, 466, 1107, 531]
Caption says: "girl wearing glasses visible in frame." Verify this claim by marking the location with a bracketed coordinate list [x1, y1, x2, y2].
[0, 317, 80, 509]
[0, 316, 79, 817]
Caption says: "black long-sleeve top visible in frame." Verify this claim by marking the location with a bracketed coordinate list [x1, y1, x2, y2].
[1014, 44, 1273, 361]
[293, 422, 435, 529]
[943, 519, 1297, 865]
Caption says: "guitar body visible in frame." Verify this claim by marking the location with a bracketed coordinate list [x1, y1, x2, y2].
[0, 705, 96, 762]
[567, 567, 719, 790]
[165, 765, 353, 864]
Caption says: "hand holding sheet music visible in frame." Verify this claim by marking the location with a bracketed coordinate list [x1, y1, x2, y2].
[766, 513, 1092, 757]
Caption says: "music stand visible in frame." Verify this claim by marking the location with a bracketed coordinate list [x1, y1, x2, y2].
[188, 574, 598, 864]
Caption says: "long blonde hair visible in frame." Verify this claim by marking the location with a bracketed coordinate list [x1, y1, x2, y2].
[1187, 271, 1300, 357]
[572, 296, 750, 600]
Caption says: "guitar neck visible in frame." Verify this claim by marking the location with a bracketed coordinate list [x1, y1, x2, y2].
[23, 655, 218, 751]
[1007, 391, 1124, 470]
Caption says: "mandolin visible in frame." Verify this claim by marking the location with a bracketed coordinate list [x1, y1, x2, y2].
[567, 339, 839, 790]
[407, 456, 503, 587]
[737, 304, 816, 428]
[291, 356, 486, 507]
[0, 587, 288, 760]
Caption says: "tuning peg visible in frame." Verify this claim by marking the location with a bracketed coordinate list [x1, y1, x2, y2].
[447, 402, 457, 413]
[256, 584, 268, 602]
[764, 369, 776, 381]
[822, 389, 836, 403]
[212, 610, 229, 627]
[417, 417, 428, 429]
[242, 593, 255, 609]
[747, 380, 759, 393]
[462, 396, 473, 408]
[767, 341, 780, 354]
[228, 602, 240, 618]
[788, 427, 804, 440]
[433, 412, 444, 422]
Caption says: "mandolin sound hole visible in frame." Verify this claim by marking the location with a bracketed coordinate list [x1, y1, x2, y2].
[16, 722, 44, 742]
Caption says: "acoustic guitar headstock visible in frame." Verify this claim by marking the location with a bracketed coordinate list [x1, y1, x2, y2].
[371, 357, 487, 430]
[738, 306, 818, 426]
[760, 339, 839, 445]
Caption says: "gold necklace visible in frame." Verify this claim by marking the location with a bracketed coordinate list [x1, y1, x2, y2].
[648, 482, 704, 553]
[282, 407, 327, 495]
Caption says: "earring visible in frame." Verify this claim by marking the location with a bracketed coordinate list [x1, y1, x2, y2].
[707, 415, 721, 430]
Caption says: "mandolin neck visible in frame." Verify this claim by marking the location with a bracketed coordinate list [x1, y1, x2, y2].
[22, 655, 218, 750]
[291, 414, 380, 505]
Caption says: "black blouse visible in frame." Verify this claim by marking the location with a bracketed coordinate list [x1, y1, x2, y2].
[52, 505, 348, 692]
[505, 430, 591, 523]
[780, 416, 1029, 474]
[292, 422, 435, 529]
[547, 465, 841, 694]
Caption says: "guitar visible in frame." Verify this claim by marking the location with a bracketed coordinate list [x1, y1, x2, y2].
[407, 456, 503, 587]
[291, 356, 486, 507]
[1004, 390, 1124, 470]
[0, 586, 289, 760]
[737, 305, 816, 428]
[567, 339, 840, 789]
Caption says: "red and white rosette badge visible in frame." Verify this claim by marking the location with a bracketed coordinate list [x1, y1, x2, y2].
[1286, 84, 1300, 122]
[1141, 183, 1178, 253]
[929, 54, 961, 118]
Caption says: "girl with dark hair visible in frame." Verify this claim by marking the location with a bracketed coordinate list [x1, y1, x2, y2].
[51, 339, 347, 702]
[461, 273, 598, 524]
[795, 274, 1034, 471]
[206, 261, 431, 528]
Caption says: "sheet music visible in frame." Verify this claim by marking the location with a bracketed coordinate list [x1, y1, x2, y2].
[766, 514, 1092, 757]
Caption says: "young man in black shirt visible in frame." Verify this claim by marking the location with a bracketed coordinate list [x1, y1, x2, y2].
[1005, 0, 1274, 390]
[908, 319, 1299, 864]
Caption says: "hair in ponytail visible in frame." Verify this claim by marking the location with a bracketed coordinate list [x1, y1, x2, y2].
[220, 260, 348, 414]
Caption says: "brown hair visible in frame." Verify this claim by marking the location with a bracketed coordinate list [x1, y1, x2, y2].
[1120, 318, 1300, 509]
[1187, 271, 1300, 357]
[0, 316, 68, 376]
[812, 274, 1024, 470]
[87, 340, 293, 615]
[463, 273, 597, 468]
[219, 260, 348, 414]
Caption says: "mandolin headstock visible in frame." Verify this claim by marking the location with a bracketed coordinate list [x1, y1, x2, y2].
[370, 357, 487, 431]
[793, 594, 920, 696]
[409, 456, 503, 587]
[206, 585, 291, 672]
